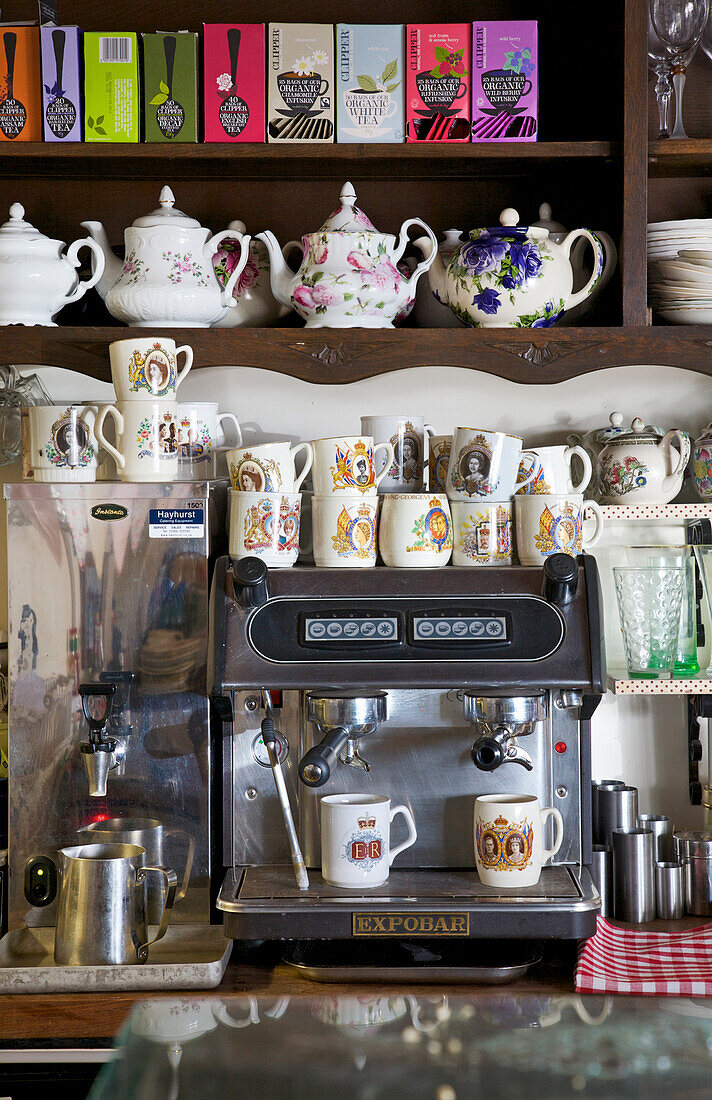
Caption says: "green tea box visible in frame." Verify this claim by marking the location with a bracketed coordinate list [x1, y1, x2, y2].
[142, 32, 198, 142]
[83, 31, 139, 142]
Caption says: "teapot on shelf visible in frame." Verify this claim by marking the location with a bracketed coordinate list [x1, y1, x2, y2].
[426, 207, 605, 328]
[81, 185, 251, 328]
[0, 203, 105, 326]
[212, 219, 298, 328]
[593, 413, 690, 505]
[530, 202, 617, 326]
[256, 181, 437, 329]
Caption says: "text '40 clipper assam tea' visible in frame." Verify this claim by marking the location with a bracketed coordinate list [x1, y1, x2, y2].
[472, 22, 538, 141]
[336, 24, 404, 143]
[406, 24, 470, 142]
[268, 24, 334, 143]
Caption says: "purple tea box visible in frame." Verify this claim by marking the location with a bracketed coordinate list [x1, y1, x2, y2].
[471, 21, 537, 142]
[41, 25, 82, 141]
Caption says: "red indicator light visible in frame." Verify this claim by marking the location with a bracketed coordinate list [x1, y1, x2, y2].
[554, 741, 567, 754]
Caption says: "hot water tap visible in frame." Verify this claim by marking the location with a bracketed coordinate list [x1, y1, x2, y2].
[78, 682, 124, 797]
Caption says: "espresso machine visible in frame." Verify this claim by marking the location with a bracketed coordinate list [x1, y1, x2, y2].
[5, 481, 225, 933]
[211, 552, 605, 974]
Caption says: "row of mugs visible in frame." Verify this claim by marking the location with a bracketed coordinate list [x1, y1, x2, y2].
[227, 436, 395, 497]
[229, 490, 604, 569]
[322, 792, 562, 891]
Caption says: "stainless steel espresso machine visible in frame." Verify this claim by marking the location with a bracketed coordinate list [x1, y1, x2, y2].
[211, 553, 605, 974]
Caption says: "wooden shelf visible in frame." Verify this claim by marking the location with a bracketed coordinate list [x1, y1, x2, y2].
[649, 139, 712, 177]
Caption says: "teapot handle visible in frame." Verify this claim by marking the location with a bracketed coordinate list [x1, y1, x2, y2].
[206, 230, 252, 308]
[394, 218, 437, 273]
[661, 428, 691, 492]
[559, 229, 605, 311]
[61, 237, 106, 307]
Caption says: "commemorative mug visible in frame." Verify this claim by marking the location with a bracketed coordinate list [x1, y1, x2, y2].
[515, 493, 604, 565]
[379, 493, 452, 567]
[96, 400, 179, 483]
[360, 416, 435, 493]
[320, 794, 417, 889]
[227, 441, 312, 493]
[474, 794, 564, 888]
[451, 500, 514, 566]
[228, 489, 302, 568]
[176, 402, 242, 480]
[516, 444, 593, 496]
[109, 337, 193, 401]
[446, 427, 535, 502]
[429, 435, 452, 492]
[312, 494, 379, 568]
[311, 436, 395, 496]
[28, 404, 99, 482]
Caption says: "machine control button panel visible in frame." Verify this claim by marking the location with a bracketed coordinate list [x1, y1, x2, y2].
[304, 615, 399, 644]
[411, 614, 508, 643]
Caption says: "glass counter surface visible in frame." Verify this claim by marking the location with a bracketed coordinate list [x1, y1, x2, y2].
[89, 991, 712, 1099]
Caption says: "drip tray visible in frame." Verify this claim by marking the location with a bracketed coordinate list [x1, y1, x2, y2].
[219, 865, 599, 942]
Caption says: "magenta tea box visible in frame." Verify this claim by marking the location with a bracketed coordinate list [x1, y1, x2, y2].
[41, 25, 81, 141]
[472, 21, 538, 142]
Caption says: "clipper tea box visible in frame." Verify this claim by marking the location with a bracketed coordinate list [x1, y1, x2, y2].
[142, 32, 198, 143]
[336, 24, 404, 143]
[41, 25, 81, 142]
[0, 25, 41, 141]
[406, 24, 470, 142]
[203, 24, 264, 143]
[268, 23, 334, 143]
[83, 31, 139, 142]
[471, 22, 538, 141]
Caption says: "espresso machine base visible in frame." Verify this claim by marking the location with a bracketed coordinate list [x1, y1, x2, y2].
[218, 865, 599, 941]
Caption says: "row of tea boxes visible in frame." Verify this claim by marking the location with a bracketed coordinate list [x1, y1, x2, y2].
[0, 21, 538, 144]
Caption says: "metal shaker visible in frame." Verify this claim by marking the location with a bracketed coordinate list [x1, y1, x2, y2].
[655, 861, 685, 919]
[597, 785, 638, 848]
[638, 814, 674, 861]
[612, 828, 655, 923]
[674, 830, 712, 916]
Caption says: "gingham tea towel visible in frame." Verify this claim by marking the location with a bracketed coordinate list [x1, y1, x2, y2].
[575, 916, 712, 996]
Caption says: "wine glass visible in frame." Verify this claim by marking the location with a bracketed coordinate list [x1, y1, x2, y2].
[650, 0, 709, 138]
[649, 14, 674, 137]
[699, 5, 712, 75]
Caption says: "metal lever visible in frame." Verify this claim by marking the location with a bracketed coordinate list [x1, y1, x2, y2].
[340, 737, 370, 773]
[261, 691, 309, 890]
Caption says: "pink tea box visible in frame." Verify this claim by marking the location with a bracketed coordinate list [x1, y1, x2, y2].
[471, 21, 538, 141]
[203, 23, 265, 142]
[406, 24, 470, 142]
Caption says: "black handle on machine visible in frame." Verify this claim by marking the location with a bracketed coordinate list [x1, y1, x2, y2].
[232, 557, 270, 608]
[79, 681, 117, 741]
[471, 737, 506, 772]
[541, 553, 578, 608]
[298, 727, 349, 787]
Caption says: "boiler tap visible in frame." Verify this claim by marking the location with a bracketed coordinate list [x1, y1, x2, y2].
[78, 682, 123, 798]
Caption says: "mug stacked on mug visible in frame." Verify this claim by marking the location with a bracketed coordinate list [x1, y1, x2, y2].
[310, 435, 394, 567]
[226, 440, 313, 568]
[513, 443, 603, 565]
[175, 402, 243, 481]
[96, 337, 193, 483]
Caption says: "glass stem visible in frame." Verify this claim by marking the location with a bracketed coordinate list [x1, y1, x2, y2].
[671, 69, 688, 139]
[655, 66, 672, 138]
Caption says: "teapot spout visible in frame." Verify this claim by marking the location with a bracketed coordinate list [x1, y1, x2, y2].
[255, 230, 296, 309]
[79, 221, 122, 302]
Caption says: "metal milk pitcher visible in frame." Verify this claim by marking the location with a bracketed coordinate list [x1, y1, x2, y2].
[54, 843, 177, 966]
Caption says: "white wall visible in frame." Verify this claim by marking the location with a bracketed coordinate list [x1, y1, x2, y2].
[5, 358, 711, 831]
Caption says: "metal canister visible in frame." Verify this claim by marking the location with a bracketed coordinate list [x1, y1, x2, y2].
[655, 861, 685, 920]
[638, 814, 674, 862]
[591, 844, 613, 918]
[673, 830, 712, 915]
[612, 827, 655, 923]
[597, 785, 639, 848]
[592, 780, 625, 844]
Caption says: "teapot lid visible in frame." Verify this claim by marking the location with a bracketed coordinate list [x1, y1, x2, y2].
[596, 412, 666, 444]
[132, 186, 201, 229]
[0, 202, 49, 240]
[318, 182, 377, 233]
[531, 203, 567, 235]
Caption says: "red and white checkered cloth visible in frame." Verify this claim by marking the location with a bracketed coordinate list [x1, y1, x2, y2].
[575, 916, 712, 996]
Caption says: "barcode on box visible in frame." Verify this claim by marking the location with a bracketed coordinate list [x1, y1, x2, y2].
[99, 37, 132, 63]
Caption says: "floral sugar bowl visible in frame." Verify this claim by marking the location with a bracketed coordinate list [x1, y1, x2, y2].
[213, 220, 297, 328]
[693, 423, 712, 501]
[596, 413, 690, 505]
[256, 182, 437, 328]
[426, 207, 605, 328]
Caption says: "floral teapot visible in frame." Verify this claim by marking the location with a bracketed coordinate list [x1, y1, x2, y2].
[256, 182, 437, 328]
[81, 186, 251, 328]
[0, 202, 105, 326]
[596, 413, 690, 505]
[427, 207, 605, 328]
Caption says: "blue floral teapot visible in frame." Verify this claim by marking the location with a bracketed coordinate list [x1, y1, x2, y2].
[427, 207, 604, 328]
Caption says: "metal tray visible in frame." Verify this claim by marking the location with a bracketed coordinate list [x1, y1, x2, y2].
[0, 924, 232, 993]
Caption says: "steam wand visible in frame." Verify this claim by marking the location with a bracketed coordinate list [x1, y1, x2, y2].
[260, 690, 309, 891]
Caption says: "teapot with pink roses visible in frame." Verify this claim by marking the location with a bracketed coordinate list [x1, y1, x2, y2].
[256, 182, 437, 328]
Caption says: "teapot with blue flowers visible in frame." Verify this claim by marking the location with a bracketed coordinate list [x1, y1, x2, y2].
[426, 207, 604, 328]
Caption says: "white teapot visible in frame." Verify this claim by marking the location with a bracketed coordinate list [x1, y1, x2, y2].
[82, 185, 250, 328]
[0, 202, 105, 326]
[596, 413, 690, 505]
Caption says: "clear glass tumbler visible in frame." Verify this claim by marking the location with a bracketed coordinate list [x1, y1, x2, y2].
[624, 547, 699, 676]
[613, 566, 685, 679]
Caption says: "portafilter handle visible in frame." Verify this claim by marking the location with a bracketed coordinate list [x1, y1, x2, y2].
[298, 727, 350, 787]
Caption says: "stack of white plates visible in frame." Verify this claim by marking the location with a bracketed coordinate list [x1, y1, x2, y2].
[648, 218, 712, 263]
[649, 219, 712, 322]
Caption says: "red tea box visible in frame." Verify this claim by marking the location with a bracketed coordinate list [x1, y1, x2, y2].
[471, 22, 538, 141]
[203, 24, 264, 143]
[268, 23, 334, 142]
[0, 24, 41, 141]
[406, 24, 470, 142]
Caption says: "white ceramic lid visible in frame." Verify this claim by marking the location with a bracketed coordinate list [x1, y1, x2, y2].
[318, 182, 377, 233]
[0, 202, 49, 239]
[595, 412, 666, 445]
[132, 186, 201, 229]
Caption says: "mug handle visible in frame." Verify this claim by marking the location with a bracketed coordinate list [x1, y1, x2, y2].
[317, 78, 329, 96]
[582, 500, 604, 549]
[389, 804, 417, 865]
[213, 996, 260, 1028]
[134, 865, 178, 963]
[291, 441, 313, 491]
[424, 423, 435, 438]
[95, 404, 125, 470]
[539, 807, 564, 863]
[216, 412, 243, 450]
[515, 450, 539, 492]
[175, 345, 194, 391]
[373, 441, 395, 488]
[566, 445, 593, 494]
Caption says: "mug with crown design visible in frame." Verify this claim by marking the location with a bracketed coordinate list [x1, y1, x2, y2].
[474, 794, 563, 888]
[321, 794, 417, 889]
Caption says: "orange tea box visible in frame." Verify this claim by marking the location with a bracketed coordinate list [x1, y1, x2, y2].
[0, 25, 41, 140]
